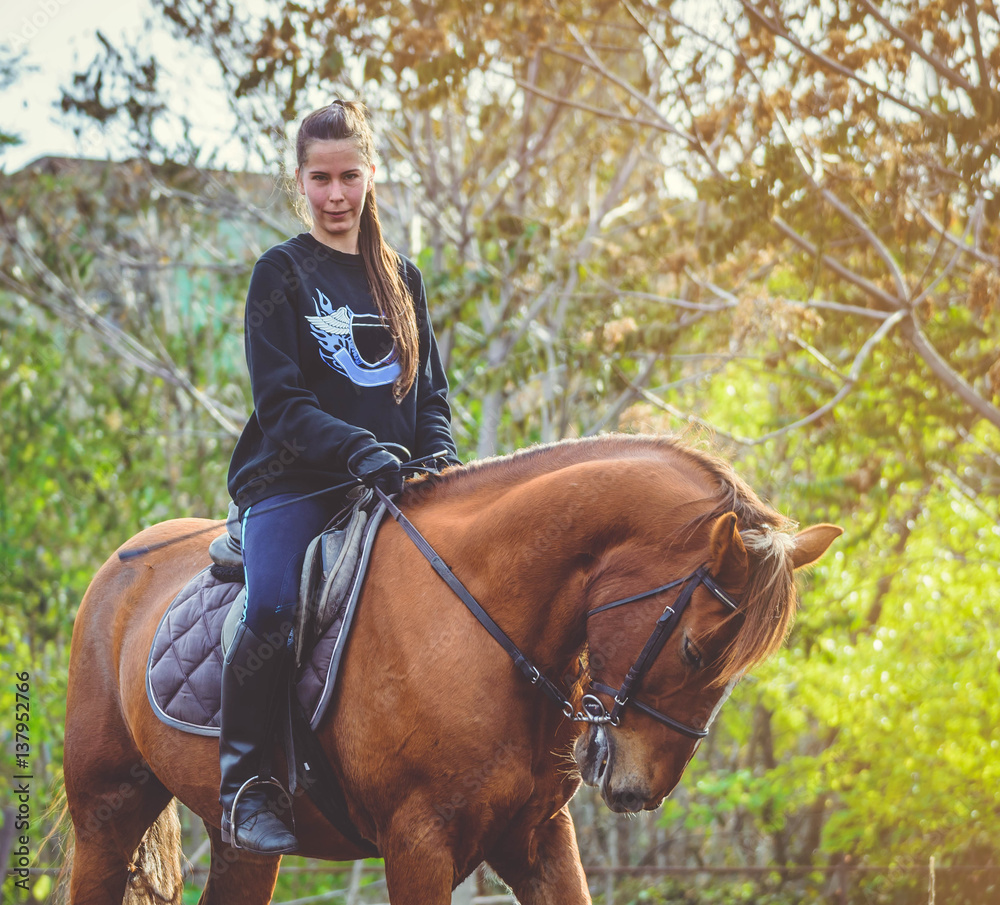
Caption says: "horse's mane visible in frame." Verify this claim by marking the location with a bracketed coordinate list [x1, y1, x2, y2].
[406, 434, 797, 683]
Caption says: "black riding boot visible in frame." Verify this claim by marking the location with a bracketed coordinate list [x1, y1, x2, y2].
[219, 620, 299, 854]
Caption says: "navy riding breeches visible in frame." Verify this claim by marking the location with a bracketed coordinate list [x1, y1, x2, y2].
[239, 492, 337, 639]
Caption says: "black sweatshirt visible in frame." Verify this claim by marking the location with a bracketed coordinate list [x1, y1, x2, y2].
[227, 233, 458, 511]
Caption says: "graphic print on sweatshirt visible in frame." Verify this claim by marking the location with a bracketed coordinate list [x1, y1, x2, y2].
[305, 288, 401, 388]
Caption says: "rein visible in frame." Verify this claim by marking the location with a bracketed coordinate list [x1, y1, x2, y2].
[116, 450, 446, 562]
[374, 488, 741, 739]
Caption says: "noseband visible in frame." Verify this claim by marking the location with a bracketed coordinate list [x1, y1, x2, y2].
[583, 566, 738, 738]
[376, 489, 741, 741]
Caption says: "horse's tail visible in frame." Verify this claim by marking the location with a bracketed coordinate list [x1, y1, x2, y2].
[44, 783, 74, 905]
[50, 784, 184, 905]
[124, 801, 184, 905]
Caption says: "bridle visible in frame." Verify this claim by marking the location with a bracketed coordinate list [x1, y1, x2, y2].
[376, 488, 742, 741]
[585, 566, 738, 738]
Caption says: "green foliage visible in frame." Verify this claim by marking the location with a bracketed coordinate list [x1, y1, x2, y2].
[0, 161, 262, 872]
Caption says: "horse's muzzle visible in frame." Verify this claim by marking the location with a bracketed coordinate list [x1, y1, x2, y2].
[601, 780, 664, 814]
[575, 724, 670, 813]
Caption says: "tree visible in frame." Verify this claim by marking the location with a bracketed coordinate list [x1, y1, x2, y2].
[13, 0, 1000, 898]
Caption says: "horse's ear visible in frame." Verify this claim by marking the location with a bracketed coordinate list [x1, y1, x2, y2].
[708, 512, 748, 581]
[791, 524, 843, 570]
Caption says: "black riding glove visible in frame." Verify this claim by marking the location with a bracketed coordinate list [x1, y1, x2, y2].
[354, 448, 404, 496]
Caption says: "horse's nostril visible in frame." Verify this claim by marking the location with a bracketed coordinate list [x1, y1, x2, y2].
[611, 788, 647, 813]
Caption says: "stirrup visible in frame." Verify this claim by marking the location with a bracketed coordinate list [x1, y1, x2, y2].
[224, 775, 296, 849]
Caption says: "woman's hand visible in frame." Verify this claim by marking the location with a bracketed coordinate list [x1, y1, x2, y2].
[353, 448, 403, 496]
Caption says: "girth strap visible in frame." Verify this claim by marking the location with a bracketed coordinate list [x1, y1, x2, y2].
[287, 696, 380, 856]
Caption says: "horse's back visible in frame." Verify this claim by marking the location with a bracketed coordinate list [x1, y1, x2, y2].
[74, 519, 217, 644]
[68, 519, 219, 745]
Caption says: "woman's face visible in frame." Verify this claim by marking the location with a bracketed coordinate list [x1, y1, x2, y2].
[296, 138, 375, 254]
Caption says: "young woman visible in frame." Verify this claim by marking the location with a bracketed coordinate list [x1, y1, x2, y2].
[222, 100, 460, 853]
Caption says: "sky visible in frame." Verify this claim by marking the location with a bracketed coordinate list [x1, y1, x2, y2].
[1, 0, 244, 172]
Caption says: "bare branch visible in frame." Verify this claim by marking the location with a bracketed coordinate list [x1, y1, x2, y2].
[774, 215, 1000, 430]
[787, 334, 847, 381]
[555, 14, 728, 176]
[914, 203, 1000, 269]
[897, 314, 1000, 430]
[585, 353, 661, 436]
[612, 362, 754, 446]
[814, 188, 910, 302]
[617, 310, 908, 446]
[772, 216, 901, 309]
[686, 268, 902, 320]
[605, 287, 734, 313]
[619, 0, 670, 67]
[781, 298, 900, 320]
[738, 47, 911, 301]
[745, 310, 908, 445]
[545, 40, 700, 150]
[1, 215, 244, 437]
[965, 0, 993, 91]
[857, 0, 977, 94]
[910, 204, 978, 308]
[511, 74, 678, 134]
[739, 0, 943, 121]
[147, 178, 292, 240]
[145, 315, 246, 437]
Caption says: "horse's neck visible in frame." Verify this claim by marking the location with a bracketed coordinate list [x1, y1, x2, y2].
[427, 461, 684, 664]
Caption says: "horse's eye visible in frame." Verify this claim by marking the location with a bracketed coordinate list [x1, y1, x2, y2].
[682, 635, 703, 669]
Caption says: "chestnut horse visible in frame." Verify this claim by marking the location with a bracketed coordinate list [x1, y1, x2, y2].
[64, 434, 840, 905]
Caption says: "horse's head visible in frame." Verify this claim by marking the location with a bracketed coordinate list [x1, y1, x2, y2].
[575, 511, 841, 813]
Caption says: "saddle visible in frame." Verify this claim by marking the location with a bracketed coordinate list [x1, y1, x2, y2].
[202, 487, 375, 664]
[147, 488, 384, 735]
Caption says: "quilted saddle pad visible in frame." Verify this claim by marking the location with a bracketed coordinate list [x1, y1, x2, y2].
[146, 502, 385, 736]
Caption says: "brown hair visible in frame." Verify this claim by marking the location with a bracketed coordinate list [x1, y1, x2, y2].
[296, 100, 418, 401]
